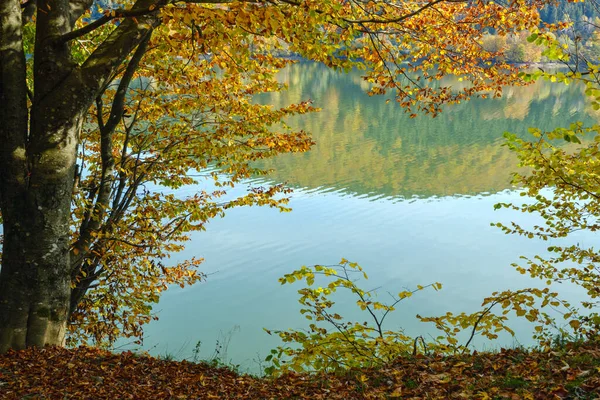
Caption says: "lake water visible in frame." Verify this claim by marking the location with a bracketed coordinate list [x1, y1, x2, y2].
[135, 63, 599, 372]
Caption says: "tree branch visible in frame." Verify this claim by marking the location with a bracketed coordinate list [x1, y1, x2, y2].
[60, 5, 158, 43]
[71, 31, 152, 271]
[74, 0, 164, 100]
[345, 0, 463, 24]
[104, 31, 152, 133]
[61, 0, 261, 43]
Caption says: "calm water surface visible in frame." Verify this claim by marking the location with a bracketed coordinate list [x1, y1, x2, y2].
[137, 63, 599, 372]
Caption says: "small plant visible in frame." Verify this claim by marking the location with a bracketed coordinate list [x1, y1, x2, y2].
[264, 259, 442, 375]
[501, 374, 528, 389]
[184, 329, 242, 372]
[157, 341, 188, 362]
[404, 378, 419, 389]
[159, 352, 175, 362]
[194, 326, 242, 373]
[191, 340, 202, 364]
[210, 326, 240, 367]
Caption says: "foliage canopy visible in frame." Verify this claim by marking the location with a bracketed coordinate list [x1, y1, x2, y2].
[0, 0, 552, 350]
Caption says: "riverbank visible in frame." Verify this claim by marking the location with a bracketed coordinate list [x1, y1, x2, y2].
[1, 341, 599, 399]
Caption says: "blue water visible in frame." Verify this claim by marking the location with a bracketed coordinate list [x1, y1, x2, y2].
[134, 63, 598, 373]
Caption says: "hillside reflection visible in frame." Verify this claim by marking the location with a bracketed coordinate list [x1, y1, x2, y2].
[255, 62, 599, 198]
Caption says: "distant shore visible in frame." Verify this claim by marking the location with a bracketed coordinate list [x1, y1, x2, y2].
[515, 61, 572, 70]
[277, 56, 574, 70]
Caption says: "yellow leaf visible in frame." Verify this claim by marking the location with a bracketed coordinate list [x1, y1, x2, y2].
[569, 320, 581, 329]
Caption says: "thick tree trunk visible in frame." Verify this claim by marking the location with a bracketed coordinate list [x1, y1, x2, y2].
[0, 0, 92, 351]
[0, 0, 159, 352]
[0, 201, 71, 351]
[0, 114, 80, 352]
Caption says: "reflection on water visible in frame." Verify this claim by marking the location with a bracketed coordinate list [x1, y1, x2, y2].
[138, 63, 597, 373]
[256, 62, 599, 198]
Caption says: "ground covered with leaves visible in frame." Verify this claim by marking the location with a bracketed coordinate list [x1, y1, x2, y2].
[1, 343, 600, 399]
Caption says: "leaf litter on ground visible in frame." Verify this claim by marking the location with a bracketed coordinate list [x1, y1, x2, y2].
[1, 341, 600, 399]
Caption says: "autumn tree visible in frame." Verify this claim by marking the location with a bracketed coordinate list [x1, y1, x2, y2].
[0, 0, 546, 352]
[490, 51, 600, 341]
[427, 28, 600, 351]
[67, 32, 316, 345]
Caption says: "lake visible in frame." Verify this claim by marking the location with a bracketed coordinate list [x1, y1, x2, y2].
[135, 63, 599, 372]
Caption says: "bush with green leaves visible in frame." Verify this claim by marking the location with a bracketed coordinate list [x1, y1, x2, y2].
[263, 259, 442, 375]
[265, 258, 592, 376]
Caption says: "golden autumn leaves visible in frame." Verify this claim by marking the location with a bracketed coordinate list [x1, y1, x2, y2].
[61, 0, 556, 345]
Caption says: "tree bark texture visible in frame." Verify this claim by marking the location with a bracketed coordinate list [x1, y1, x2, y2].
[0, 0, 158, 352]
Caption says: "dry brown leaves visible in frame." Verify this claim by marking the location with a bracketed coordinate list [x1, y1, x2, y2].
[1, 342, 600, 399]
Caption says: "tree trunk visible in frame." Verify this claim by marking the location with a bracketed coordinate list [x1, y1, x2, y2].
[0, 204, 71, 351]
[0, 114, 80, 352]
[0, 0, 158, 352]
